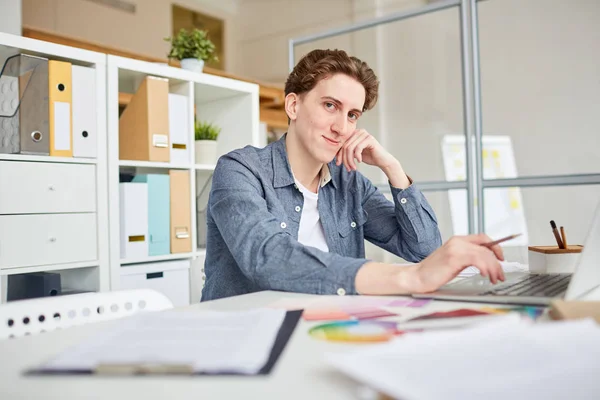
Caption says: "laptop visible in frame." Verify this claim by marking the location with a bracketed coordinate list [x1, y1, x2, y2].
[413, 202, 600, 306]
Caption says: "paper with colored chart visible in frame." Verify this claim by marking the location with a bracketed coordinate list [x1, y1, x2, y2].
[268, 296, 432, 321]
[395, 306, 543, 331]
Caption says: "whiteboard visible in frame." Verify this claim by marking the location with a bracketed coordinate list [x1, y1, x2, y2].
[441, 135, 528, 246]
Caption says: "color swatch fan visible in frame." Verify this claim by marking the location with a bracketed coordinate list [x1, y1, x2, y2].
[309, 321, 400, 343]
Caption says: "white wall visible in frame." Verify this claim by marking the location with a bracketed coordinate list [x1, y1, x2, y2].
[21, 0, 239, 71]
[0, 0, 22, 35]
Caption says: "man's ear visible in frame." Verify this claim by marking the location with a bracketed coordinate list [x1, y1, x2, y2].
[284, 93, 299, 122]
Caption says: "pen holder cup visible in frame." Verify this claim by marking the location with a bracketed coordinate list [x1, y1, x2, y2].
[528, 245, 584, 274]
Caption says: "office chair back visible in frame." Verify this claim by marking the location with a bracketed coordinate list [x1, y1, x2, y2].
[0, 288, 173, 339]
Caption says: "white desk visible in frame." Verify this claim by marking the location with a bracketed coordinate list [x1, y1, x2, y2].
[1, 289, 599, 400]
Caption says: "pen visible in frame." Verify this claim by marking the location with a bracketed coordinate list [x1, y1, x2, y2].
[481, 233, 522, 248]
[550, 220, 565, 249]
[560, 226, 568, 249]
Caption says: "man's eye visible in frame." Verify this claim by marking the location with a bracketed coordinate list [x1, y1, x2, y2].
[349, 113, 358, 120]
[325, 102, 335, 109]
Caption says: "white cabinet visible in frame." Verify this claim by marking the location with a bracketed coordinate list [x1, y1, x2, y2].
[0, 31, 259, 304]
[0, 32, 109, 303]
[120, 260, 190, 307]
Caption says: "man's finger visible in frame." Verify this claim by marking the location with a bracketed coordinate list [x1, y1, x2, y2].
[354, 139, 371, 164]
[345, 132, 367, 170]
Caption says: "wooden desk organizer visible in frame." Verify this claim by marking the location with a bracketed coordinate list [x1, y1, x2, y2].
[528, 245, 584, 273]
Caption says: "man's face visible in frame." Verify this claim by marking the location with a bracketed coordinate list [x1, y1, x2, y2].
[293, 73, 365, 164]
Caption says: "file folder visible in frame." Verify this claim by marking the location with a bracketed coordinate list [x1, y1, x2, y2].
[169, 170, 192, 253]
[168, 93, 190, 164]
[72, 65, 97, 158]
[26, 310, 301, 376]
[132, 174, 170, 256]
[119, 182, 149, 260]
[119, 76, 170, 162]
[0, 54, 49, 155]
[0, 54, 21, 153]
[48, 60, 73, 157]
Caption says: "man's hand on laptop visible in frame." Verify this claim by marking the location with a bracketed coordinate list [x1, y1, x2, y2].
[413, 234, 506, 293]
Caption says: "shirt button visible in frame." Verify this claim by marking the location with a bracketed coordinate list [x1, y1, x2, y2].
[295, 206, 301, 212]
[350, 221, 357, 228]
[337, 288, 346, 296]
[280, 222, 287, 229]
[400, 198, 407, 204]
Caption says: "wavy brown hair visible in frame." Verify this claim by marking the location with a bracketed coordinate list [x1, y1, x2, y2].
[284, 49, 379, 112]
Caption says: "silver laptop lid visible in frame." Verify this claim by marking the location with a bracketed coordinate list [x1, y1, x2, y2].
[565, 201, 600, 300]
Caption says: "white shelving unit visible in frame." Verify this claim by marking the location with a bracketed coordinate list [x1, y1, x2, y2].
[0, 32, 109, 303]
[0, 32, 261, 305]
[106, 55, 261, 304]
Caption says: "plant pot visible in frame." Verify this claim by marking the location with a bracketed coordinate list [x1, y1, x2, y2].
[195, 140, 218, 165]
[180, 58, 204, 73]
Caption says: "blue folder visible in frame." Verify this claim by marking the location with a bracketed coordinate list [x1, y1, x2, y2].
[132, 174, 170, 256]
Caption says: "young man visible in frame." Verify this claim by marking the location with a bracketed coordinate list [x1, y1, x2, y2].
[201, 49, 505, 301]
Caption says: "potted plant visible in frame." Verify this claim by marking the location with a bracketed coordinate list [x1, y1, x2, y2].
[194, 120, 221, 164]
[164, 28, 218, 73]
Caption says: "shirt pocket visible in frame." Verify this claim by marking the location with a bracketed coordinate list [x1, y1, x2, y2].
[337, 208, 368, 238]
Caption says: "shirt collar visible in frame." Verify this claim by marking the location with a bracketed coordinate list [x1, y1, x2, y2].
[271, 134, 337, 190]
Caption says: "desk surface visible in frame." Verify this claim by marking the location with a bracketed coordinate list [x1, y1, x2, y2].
[1, 289, 599, 400]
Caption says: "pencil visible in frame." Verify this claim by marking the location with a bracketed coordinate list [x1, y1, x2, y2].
[560, 226, 568, 249]
[550, 220, 565, 249]
[481, 233, 522, 248]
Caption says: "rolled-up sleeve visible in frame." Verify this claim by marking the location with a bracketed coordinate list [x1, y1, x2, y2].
[361, 176, 442, 262]
[209, 154, 368, 295]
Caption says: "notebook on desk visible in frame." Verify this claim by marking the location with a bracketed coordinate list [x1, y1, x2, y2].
[413, 200, 600, 306]
[26, 309, 301, 376]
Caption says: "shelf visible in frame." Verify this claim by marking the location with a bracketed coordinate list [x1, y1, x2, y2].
[120, 260, 190, 276]
[120, 252, 195, 265]
[0, 154, 98, 164]
[195, 164, 216, 171]
[111, 55, 257, 100]
[0, 261, 99, 276]
[0, 31, 105, 65]
[119, 160, 192, 169]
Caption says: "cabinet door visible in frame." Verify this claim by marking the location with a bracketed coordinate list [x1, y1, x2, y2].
[0, 161, 96, 214]
[0, 213, 97, 268]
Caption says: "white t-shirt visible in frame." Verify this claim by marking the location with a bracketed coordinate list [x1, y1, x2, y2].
[294, 179, 330, 253]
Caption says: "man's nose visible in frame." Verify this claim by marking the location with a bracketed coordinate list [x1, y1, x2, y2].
[331, 115, 349, 137]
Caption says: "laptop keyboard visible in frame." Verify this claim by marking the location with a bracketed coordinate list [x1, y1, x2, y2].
[481, 273, 571, 297]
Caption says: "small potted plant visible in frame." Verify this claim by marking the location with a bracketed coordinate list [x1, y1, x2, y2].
[164, 28, 218, 73]
[194, 120, 221, 164]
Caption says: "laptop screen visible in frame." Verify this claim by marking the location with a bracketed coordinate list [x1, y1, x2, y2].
[565, 201, 600, 300]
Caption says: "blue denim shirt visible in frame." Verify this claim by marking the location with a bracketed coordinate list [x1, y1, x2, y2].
[201, 136, 442, 301]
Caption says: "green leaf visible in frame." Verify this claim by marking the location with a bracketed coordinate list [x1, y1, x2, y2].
[164, 28, 219, 62]
[195, 120, 221, 141]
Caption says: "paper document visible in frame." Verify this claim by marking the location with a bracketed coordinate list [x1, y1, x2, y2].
[327, 318, 600, 400]
[40, 309, 286, 375]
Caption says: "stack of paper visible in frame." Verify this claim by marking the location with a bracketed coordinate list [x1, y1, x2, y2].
[38, 309, 287, 375]
[327, 318, 600, 399]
